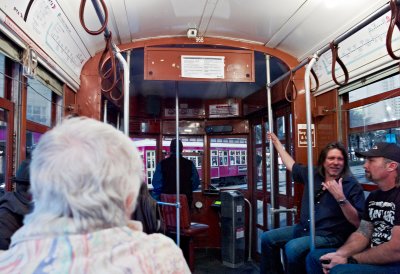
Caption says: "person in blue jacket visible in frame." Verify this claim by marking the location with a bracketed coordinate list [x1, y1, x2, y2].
[152, 139, 200, 207]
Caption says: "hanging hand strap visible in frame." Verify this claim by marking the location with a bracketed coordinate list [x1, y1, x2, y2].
[330, 41, 349, 86]
[386, 0, 400, 60]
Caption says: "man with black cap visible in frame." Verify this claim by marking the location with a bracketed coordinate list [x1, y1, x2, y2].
[151, 139, 200, 207]
[0, 160, 33, 250]
[306, 142, 400, 274]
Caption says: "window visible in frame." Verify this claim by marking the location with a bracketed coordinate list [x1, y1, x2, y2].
[132, 138, 157, 186]
[27, 78, 52, 126]
[210, 137, 248, 189]
[343, 73, 400, 185]
[26, 131, 43, 159]
[0, 55, 5, 98]
[211, 150, 218, 167]
[219, 150, 228, 166]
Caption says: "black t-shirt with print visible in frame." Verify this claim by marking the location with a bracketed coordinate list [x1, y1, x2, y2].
[363, 186, 400, 246]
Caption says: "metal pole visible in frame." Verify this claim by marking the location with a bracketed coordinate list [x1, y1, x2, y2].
[175, 82, 181, 245]
[268, 1, 394, 89]
[305, 54, 318, 250]
[103, 99, 107, 123]
[244, 198, 252, 261]
[90, 0, 111, 37]
[265, 54, 276, 228]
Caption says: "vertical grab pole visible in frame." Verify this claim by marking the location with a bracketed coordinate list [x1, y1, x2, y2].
[175, 82, 181, 245]
[244, 198, 253, 261]
[103, 99, 108, 123]
[115, 50, 130, 135]
[266, 55, 275, 228]
[304, 54, 318, 250]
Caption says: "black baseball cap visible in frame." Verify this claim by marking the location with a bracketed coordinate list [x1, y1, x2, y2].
[355, 142, 400, 163]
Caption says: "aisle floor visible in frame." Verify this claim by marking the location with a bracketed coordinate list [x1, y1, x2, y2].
[193, 249, 259, 274]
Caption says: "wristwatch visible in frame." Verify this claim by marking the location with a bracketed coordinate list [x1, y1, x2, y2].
[338, 198, 348, 206]
[347, 256, 358, 264]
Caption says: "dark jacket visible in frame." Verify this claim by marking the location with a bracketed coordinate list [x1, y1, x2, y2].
[161, 155, 195, 206]
[0, 192, 32, 250]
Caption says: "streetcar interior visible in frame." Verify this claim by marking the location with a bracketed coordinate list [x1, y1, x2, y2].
[0, 0, 399, 271]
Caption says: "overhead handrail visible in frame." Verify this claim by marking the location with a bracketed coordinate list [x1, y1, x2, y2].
[268, 1, 397, 90]
[386, 0, 400, 60]
[330, 41, 349, 86]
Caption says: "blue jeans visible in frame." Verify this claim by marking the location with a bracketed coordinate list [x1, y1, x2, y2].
[260, 225, 344, 274]
[306, 248, 400, 274]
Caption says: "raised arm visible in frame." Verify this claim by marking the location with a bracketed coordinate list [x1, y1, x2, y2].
[267, 132, 295, 171]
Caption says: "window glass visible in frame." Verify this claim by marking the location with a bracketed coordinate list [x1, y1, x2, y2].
[349, 97, 400, 128]
[0, 55, 5, 98]
[277, 116, 285, 140]
[132, 138, 157, 186]
[210, 137, 247, 190]
[349, 74, 400, 103]
[26, 131, 43, 159]
[345, 74, 400, 186]
[256, 147, 263, 190]
[348, 128, 400, 184]
[276, 116, 287, 195]
[264, 121, 270, 192]
[257, 200, 263, 226]
[27, 78, 52, 126]
[0, 110, 8, 196]
[211, 150, 218, 167]
[163, 136, 204, 184]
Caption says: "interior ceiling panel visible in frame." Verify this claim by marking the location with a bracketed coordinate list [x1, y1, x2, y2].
[276, 0, 388, 60]
[57, 0, 389, 62]
[1, 0, 391, 96]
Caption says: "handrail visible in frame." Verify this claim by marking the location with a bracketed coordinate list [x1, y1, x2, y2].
[304, 54, 319, 251]
[268, 0, 397, 89]
[265, 55, 276, 228]
[386, 0, 400, 60]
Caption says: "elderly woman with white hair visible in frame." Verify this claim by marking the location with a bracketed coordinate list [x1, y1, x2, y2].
[0, 117, 190, 273]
